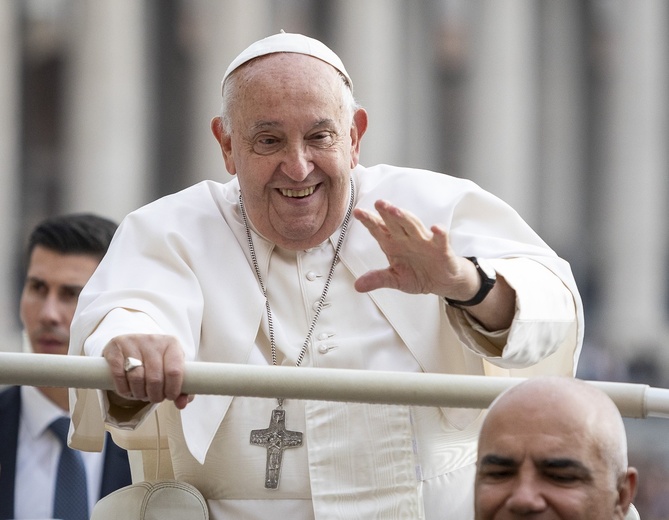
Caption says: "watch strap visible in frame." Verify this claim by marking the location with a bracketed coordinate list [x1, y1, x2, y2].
[444, 256, 496, 308]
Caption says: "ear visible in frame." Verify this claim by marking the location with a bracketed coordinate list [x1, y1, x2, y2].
[616, 468, 639, 518]
[211, 116, 236, 175]
[349, 108, 368, 168]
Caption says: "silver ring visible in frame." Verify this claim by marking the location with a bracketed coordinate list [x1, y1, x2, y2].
[123, 357, 143, 373]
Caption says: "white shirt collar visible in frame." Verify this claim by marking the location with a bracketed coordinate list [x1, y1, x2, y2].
[20, 385, 68, 440]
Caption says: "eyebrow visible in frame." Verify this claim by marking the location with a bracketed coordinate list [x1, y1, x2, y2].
[250, 118, 335, 132]
[25, 276, 85, 293]
[479, 454, 516, 467]
[539, 458, 591, 473]
[479, 454, 591, 474]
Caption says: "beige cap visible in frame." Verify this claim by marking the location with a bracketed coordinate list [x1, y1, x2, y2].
[221, 31, 352, 93]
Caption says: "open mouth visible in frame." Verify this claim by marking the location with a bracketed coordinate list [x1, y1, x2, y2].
[279, 185, 316, 198]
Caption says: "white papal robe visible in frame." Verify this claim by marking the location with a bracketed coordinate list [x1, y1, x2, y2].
[68, 164, 583, 519]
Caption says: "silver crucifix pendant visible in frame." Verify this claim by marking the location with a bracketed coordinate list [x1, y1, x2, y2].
[250, 407, 303, 489]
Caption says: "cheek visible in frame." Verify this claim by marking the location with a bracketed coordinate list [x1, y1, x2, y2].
[475, 483, 508, 512]
[18, 294, 35, 324]
[63, 303, 78, 326]
[321, 152, 352, 184]
[542, 488, 598, 517]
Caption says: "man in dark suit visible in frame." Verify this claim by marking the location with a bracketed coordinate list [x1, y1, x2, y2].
[0, 213, 131, 520]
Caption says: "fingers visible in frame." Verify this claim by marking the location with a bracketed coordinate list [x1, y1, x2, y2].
[104, 337, 135, 399]
[354, 268, 398, 293]
[162, 343, 186, 402]
[354, 201, 460, 295]
[376, 200, 431, 238]
[126, 359, 149, 400]
[103, 334, 188, 407]
[354, 201, 432, 244]
[174, 393, 193, 410]
[140, 345, 169, 402]
[430, 224, 451, 253]
[353, 207, 388, 242]
[374, 200, 419, 238]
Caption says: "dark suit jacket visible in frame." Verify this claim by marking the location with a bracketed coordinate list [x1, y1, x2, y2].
[0, 386, 132, 519]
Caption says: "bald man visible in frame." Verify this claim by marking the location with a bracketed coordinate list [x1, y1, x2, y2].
[474, 377, 638, 520]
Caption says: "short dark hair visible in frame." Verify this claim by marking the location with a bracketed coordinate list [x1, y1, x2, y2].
[26, 213, 118, 262]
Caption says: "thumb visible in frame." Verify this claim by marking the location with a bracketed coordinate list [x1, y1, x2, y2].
[354, 269, 396, 293]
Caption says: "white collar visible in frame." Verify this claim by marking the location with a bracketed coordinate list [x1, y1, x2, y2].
[20, 385, 68, 440]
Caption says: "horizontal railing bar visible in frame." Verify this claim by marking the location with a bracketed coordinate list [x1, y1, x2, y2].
[1, 352, 668, 419]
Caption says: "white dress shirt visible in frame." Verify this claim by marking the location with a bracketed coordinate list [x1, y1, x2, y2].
[15, 386, 104, 519]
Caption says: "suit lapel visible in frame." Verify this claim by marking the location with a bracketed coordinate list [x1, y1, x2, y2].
[0, 386, 21, 518]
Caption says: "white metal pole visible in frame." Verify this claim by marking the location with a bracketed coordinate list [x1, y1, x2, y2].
[1, 352, 668, 419]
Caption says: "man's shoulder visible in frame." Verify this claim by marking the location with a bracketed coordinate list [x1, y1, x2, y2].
[356, 163, 477, 190]
[0, 386, 20, 404]
[122, 179, 238, 230]
[0, 386, 21, 417]
[142, 179, 235, 210]
[354, 164, 480, 207]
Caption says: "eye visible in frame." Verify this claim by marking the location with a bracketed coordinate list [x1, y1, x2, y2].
[252, 134, 283, 155]
[308, 131, 336, 148]
[479, 467, 515, 481]
[60, 286, 82, 303]
[546, 472, 582, 484]
[26, 279, 47, 296]
[541, 460, 591, 486]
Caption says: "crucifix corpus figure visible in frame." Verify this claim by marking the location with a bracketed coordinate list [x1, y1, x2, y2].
[250, 408, 303, 489]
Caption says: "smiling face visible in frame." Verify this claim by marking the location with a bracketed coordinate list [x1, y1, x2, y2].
[474, 378, 637, 520]
[212, 53, 367, 250]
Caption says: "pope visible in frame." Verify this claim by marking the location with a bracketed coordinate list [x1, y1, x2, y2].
[69, 32, 583, 519]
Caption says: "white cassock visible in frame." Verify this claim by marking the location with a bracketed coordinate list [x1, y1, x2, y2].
[68, 164, 583, 519]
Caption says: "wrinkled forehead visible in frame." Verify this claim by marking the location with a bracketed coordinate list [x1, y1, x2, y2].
[221, 32, 352, 93]
[224, 55, 352, 136]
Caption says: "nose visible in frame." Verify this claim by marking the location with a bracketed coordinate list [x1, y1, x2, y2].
[505, 475, 547, 514]
[280, 142, 314, 181]
[38, 294, 63, 325]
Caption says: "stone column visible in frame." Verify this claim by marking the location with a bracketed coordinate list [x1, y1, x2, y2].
[537, 0, 588, 279]
[332, 0, 418, 167]
[462, 0, 540, 224]
[595, 0, 669, 364]
[402, 2, 441, 171]
[0, 2, 21, 351]
[62, 0, 151, 221]
[185, 0, 274, 186]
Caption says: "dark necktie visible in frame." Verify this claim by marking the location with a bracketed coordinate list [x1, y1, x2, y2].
[49, 416, 89, 520]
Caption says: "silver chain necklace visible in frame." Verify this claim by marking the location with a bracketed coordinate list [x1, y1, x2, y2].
[240, 178, 355, 489]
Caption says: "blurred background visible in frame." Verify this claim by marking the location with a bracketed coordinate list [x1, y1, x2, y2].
[1, 0, 667, 516]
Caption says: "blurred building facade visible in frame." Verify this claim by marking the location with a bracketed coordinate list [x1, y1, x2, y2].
[1, 0, 668, 517]
[3, 0, 669, 377]
[6, 0, 668, 376]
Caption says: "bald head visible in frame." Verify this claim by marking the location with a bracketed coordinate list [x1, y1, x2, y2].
[486, 377, 628, 475]
[475, 377, 638, 520]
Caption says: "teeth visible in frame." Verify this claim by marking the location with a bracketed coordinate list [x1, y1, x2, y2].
[280, 186, 315, 198]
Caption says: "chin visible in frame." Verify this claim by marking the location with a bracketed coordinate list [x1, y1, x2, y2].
[35, 344, 69, 356]
[274, 224, 326, 248]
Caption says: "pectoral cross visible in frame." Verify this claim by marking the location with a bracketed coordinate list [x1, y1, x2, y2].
[250, 407, 303, 489]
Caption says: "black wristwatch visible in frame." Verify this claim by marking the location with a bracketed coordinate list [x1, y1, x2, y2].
[444, 257, 497, 308]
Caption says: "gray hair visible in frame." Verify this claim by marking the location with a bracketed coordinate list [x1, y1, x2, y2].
[220, 67, 359, 134]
